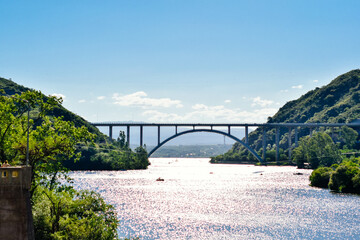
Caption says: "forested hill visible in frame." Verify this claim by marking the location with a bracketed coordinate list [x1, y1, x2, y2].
[0, 77, 106, 142]
[271, 69, 360, 124]
[1, 77, 150, 170]
[212, 69, 360, 163]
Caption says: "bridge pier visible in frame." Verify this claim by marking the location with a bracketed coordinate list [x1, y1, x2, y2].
[127, 126, 130, 146]
[276, 127, 280, 164]
[288, 127, 292, 162]
[295, 127, 299, 147]
[262, 128, 266, 162]
[140, 126, 143, 146]
[245, 125, 249, 144]
[158, 126, 161, 145]
[109, 126, 113, 140]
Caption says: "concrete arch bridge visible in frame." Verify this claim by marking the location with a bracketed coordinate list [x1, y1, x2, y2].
[91, 122, 360, 164]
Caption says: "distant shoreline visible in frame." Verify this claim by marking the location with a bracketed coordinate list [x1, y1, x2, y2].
[211, 160, 256, 164]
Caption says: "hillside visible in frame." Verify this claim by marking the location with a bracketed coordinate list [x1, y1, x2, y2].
[213, 69, 360, 162]
[0, 77, 150, 170]
[0, 77, 107, 142]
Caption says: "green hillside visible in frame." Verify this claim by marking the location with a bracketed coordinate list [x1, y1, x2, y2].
[0, 77, 106, 141]
[0, 77, 150, 170]
[213, 69, 360, 163]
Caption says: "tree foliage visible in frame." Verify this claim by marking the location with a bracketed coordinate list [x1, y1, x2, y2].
[292, 132, 342, 169]
[63, 132, 150, 171]
[32, 186, 119, 240]
[0, 90, 136, 239]
[309, 167, 334, 188]
[309, 158, 360, 194]
[0, 78, 150, 172]
[0, 90, 95, 194]
[339, 126, 358, 149]
[328, 160, 360, 193]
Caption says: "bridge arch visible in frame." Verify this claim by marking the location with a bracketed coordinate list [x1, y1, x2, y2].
[147, 129, 264, 163]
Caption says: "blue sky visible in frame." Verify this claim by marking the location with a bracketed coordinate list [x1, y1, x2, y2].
[1, 0, 360, 123]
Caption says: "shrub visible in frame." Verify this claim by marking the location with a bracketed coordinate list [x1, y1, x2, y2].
[329, 163, 360, 193]
[309, 167, 333, 188]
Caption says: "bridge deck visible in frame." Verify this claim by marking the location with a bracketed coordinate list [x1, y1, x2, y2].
[91, 122, 360, 128]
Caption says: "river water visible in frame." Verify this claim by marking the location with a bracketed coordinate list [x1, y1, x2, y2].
[70, 158, 360, 239]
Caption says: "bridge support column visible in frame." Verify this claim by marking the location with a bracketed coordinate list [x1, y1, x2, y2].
[295, 127, 298, 147]
[127, 126, 130, 146]
[262, 128, 266, 162]
[276, 127, 280, 164]
[158, 126, 161, 145]
[140, 126, 143, 146]
[228, 126, 231, 134]
[175, 126, 178, 134]
[310, 128, 313, 137]
[288, 128, 292, 162]
[245, 126, 249, 144]
[109, 126, 113, 140]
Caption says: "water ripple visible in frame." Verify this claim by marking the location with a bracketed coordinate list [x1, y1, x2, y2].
[70, 158, 360, 239]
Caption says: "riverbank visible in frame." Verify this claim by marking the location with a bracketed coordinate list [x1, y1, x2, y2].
[210, 159, 295, 166]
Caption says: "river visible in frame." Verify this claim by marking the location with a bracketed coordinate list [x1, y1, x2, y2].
[70, 158, 360, 239]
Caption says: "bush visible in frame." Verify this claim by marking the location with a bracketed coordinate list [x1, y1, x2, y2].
[309, 167, 333, 188]
[329, 162, 360, 193]
[33, 186, 119, 240]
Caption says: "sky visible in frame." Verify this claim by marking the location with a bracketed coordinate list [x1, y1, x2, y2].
[1, 0, 360, 124]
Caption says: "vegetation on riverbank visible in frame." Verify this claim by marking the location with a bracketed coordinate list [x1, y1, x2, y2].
[291, 129, 360, 194]
[0, 89, 146, 239]
[0, 77, 150, 171]
[212, 69, 360, 164]
[310, 158, 360, 193]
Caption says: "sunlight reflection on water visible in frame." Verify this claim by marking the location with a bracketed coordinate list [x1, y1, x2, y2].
[70, 158, 360, 239]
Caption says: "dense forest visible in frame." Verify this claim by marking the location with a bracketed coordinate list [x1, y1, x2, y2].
[212, 69, 360, 164]
[0, 77, 150, 171]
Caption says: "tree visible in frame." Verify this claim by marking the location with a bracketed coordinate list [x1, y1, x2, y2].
[309, 167, 334, 188]
[32, 186, 119, 240]
[329, 161, 360, 193]
[0, 91, 95, 194]
[0, 90, 122, 239]
[339, 126, 358, 149]
[292, 132, 341, 169]
[0, 90, 59, 163]
[115, 131, 128, 149]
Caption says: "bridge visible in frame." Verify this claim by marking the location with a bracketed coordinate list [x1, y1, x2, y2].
[91, 122, 360, 164]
